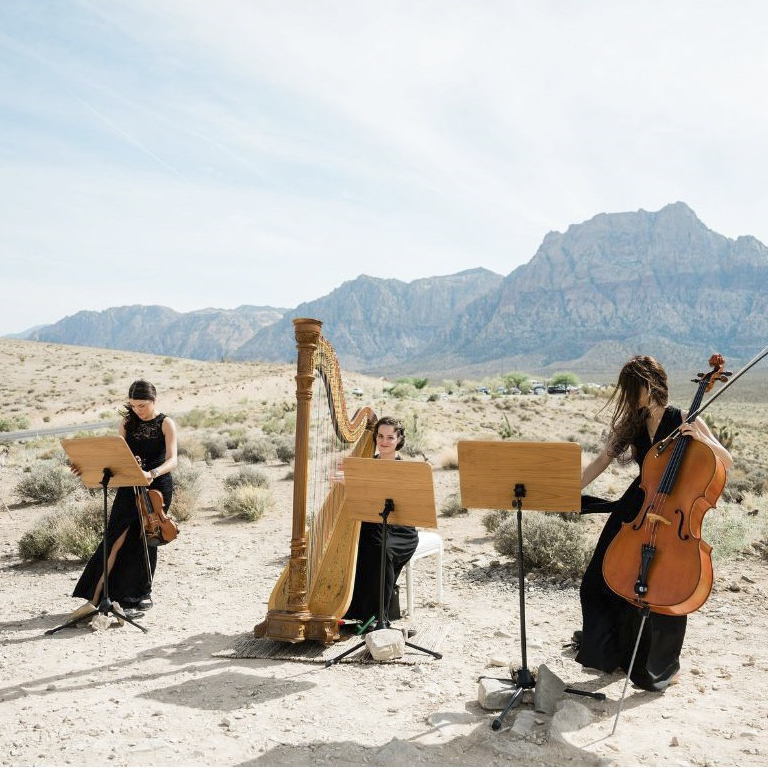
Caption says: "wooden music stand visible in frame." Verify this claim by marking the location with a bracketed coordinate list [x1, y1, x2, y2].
[458, 441, 603, 729]
[45, 436, 149, 635]
[325, 458, 441, 665]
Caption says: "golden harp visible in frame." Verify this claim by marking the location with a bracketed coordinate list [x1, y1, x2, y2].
[253, 318, 377, 644]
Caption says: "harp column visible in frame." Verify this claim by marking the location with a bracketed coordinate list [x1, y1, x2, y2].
[286, 317, 321, 614]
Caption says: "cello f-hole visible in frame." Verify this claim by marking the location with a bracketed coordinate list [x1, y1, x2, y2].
[674, 508, 690, 541]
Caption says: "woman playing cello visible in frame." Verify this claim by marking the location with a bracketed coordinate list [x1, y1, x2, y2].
[576, 355, 732, 691]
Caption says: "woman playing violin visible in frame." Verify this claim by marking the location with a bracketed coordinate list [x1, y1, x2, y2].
[577, 355, 732, 690]
[69, 379, 178, 621]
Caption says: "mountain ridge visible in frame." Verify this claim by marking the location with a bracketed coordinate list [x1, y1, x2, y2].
[17, 203, 768, 376]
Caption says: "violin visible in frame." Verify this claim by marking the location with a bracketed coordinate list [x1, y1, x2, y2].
[136, 485, 179, 546]
[602, 354, 729, 616]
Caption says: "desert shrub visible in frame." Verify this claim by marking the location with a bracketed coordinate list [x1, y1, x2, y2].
[15, 461, 79, 504]
[225, 429, 247, 450]
[385, 382, 417, 399]
[440, 492, 467, 517]
[493, 514, 591, 579]
[482, 509, 510, 534]
[18, 522, 59, 560]
[275, 438, 295, 464]
[435, 446, 458, 470]
[221, 486, 273, 522]
[202, 435, 228, 460]
[701, 504, 751, 562]
[223, 466, 270, 490]
[401, 413, 427, 457]
[178, 437, 206, 463]
[170, 456, 203, 522]
[262, 409, 297, 436]
[18, 497, 103, 561]
[233, 438, 273, 464]
[0, 414, 30, 432]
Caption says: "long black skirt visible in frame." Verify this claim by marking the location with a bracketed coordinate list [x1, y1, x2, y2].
[72, 483, 170, 605]
[344, 522, 418, 625]
[576, 480, 686, 691]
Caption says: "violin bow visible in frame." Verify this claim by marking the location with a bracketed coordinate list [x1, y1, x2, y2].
[655, 342, 768, 454]
[134, 487, 155, 590]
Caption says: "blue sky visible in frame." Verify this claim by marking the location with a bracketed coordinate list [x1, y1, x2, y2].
[2, 1, 767, 336]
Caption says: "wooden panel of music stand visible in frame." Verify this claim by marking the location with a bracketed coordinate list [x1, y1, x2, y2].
[61, 436, 148, 489]
[342, 458, 438, 528]
[458, 441, 580, 512]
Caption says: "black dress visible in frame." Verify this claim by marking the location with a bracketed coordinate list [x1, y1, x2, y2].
[344, 458, 419, 625]
[73, 414, 173, 607]
[576, 406, 686, 691]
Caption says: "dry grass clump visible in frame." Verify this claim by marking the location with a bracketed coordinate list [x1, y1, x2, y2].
[202, 434, 228, 460]
[170, 456, 203, 522]
[18, 497, 102, 561]
[221, 486, 273, 522]
[440, 492, 468, 517]
[703, 498, 765, 562]
[493, 514, 591, 579]
[223, 466, 269, 490]
[435, 445, 458, 470]
[15, 461, 80, 504]
[232, 438, 273, 464]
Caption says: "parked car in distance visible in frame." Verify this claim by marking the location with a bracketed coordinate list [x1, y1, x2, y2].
[351, 387, 364, 396]
[475, 386, 490, 395]
[547, 384, 568, 395]
[532, 385, 546, 395]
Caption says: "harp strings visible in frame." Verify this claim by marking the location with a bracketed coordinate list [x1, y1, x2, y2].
[306, 344, 344, 588]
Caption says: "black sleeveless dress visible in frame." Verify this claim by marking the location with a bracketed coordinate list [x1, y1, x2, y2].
[576, 406, 686, 691]
[343, 457, 419, 625]
[73, 414, 173, 607]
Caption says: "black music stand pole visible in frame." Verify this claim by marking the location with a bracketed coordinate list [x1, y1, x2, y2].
[325, 457, 442, 667]
[46, 436, 150, 635]
[457, 441, 605, 731]
[326, 498, 442, 666]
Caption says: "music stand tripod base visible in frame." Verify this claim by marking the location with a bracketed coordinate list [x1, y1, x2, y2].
[325, 499, 442, 666]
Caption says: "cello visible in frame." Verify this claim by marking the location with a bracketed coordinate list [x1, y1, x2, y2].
[602, 354, 729, 616]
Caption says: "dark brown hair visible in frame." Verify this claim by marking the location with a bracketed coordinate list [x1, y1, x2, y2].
[373, 416, 405, 451]
[604, 355, 668, 457]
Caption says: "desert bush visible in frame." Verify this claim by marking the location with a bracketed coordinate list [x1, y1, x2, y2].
[482, 509, 511, 534]
[440, 492, 467, 517]
[170, 456, 203, 522]
[493, 514, 591, 579]
[18, 497, 103, 561]
[435, 445, 458, 470]
[18, 521, 59, 560]
[15, 461, 80, 504]
[275, 438, 295, 464]
[225, 428, 247, 450]
[0, 414, 30, 432]
[401, 413, 427, 457]
[223, 466, 270, 490]
[221, 486, 273, 522]
[202, 435, 228, 460]
[178, 437, 207, 463]
[385, 382, 417, 399]
[233, 438, 273, 464]
[701, 504, 751, 562]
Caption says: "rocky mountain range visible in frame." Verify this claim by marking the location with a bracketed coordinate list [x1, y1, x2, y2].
[20, 202, 768, 376]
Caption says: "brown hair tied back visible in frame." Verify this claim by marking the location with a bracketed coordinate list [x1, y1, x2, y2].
[374, 415, 406, 451]
[128, 380, 156, 401]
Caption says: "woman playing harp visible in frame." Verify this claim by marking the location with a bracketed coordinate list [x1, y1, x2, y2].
[253, 318, 377, 644]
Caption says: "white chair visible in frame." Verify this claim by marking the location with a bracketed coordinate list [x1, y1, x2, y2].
[404, 530, 443, 616]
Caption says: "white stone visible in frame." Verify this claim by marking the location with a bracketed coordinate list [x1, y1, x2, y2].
[365, 628, 405, 661]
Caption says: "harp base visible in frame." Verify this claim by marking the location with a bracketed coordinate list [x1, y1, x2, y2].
[254, 610, 340, 645]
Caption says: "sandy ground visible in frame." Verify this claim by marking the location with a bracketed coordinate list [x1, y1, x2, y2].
[1, 338, 767, 767]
